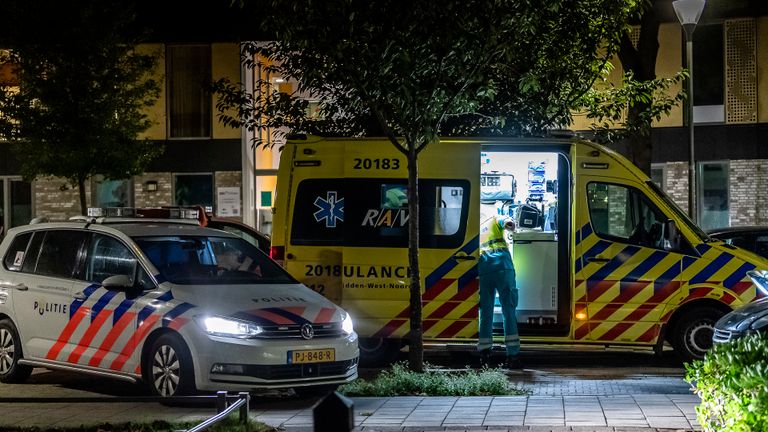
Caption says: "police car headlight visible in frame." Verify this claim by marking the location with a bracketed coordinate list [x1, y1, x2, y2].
[341, 312, 354, 335]
[198, 316, 263, 338]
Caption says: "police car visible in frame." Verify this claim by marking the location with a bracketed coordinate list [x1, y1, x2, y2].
[0, 208, 358, 396]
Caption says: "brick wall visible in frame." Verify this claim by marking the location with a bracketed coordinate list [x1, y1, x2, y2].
[134, 173, 173, 208]
[665, 162, 689, 217]
[729, 159, 768, 226]
[34, 177, 90, 220]
[32, 171, 243, 221]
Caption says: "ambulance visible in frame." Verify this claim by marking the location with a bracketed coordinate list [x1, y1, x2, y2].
[271, 134, 768, 363]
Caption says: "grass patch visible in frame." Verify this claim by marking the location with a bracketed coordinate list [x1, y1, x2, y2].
[1, 417, 276, 432]
[339, 362, 528, 396]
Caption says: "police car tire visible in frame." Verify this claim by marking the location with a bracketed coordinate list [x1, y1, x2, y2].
[0, 319, 33, 384]
[144, 333, 195, 397]
[672, 307, 724, 362]
[358, 338, 401, 367]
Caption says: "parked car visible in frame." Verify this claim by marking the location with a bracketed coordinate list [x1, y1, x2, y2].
[206, 218, 271, 254]
[713, 269, 768, 344]
[0, 212, 358, 396]
[707, 226, 768, 259]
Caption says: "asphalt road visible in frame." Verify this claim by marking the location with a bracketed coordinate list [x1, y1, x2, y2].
[0, 347, 693, 400]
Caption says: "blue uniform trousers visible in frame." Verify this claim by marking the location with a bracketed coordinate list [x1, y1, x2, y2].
[477, 267, 520, 356]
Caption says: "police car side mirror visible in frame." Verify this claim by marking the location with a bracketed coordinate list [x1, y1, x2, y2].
[102, 274, 134, 290]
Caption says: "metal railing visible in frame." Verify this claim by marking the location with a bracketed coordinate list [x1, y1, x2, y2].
[185, 391, 250, 432]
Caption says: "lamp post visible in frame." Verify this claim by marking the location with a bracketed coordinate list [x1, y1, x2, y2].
[673, 0, 706, 223]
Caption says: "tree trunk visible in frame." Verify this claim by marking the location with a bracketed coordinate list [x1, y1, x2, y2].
[77, 177, 88, 216]
[406, 144, 423, 373]
[617, 0, 661, 177]
[627, 101, 653, 175]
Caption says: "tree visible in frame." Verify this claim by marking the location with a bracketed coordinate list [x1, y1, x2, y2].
[0, 0, 161, 214]
[215, 0, 635, 371]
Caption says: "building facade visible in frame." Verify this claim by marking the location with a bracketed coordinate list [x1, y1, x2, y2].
[1, 5, 767, 237]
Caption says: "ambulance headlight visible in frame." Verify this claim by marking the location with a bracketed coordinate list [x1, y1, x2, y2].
[341, 312, 354, 335]
[197, 316, 263, 338]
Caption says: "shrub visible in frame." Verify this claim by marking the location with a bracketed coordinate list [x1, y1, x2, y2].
[685, 333, 768, 432]
[339, 362, 527, 396]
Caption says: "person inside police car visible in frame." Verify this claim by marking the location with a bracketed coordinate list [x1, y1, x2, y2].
[478, 211, 522, 369]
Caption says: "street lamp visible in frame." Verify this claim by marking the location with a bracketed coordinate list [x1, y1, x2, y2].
[673, 0, 706, 223]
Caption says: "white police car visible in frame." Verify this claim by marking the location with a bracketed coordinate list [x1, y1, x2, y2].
[0, 209, 358, 396]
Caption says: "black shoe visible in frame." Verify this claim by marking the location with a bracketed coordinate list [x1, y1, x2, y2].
[505, 355, 523, 369]
[479, 349, 492, 367]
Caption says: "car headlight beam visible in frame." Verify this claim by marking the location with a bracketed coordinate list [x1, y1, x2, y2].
[341, 312, 354, 335]
[198, 316, 263, 338]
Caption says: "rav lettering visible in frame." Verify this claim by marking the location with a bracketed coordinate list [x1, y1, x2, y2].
[361, 209, 409, 227]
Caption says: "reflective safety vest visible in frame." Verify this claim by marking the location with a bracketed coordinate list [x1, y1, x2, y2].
[480, 216, 508, 255]
[479, 216, 514, 274]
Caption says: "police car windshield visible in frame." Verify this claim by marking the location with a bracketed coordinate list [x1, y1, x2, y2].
[133, 235, 294, 285]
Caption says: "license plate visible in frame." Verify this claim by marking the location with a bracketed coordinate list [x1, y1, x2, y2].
[288, 348, 335, 364]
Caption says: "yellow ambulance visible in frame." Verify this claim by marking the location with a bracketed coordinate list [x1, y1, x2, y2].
[271, 134, 768, 363]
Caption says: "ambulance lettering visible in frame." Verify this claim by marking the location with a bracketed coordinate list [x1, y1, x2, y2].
[305, 264, 409, 278]
[361, 209, 409, 227]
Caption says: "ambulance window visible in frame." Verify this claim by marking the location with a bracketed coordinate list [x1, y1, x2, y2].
[85, 234, 138, 284]
[587, 182, 668, 248]
[34, 230, 88, 279]
[2, 232, 32, 271]
[291, 178, 469, 248]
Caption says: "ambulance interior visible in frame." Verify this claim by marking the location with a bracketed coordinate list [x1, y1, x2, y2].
[481, 151, 568, 333]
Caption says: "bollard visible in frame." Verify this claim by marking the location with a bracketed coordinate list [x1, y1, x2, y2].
[238, 392, 250, 429]
[216, 391, 227, 414]
[313, 391, 354, 432]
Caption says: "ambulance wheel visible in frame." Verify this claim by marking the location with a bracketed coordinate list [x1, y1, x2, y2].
[672, 307, 725, 362]
[144, 333, 195, 397]
[0, 319, 32, 383]
[358, 338, 401, 367]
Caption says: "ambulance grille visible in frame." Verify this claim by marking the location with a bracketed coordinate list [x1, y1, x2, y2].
[258, 323, 345, 339]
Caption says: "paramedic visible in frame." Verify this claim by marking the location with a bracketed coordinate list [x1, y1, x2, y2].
[478, 214, 521, 369]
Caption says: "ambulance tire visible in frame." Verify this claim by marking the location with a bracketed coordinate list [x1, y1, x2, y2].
[144, 333, 195, 397]
[0, 319, 32, 383]
[358, 338, 401, 367]
[672, 307, 725, 362]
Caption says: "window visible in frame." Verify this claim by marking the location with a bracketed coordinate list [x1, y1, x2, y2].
[34, 230, 88, 279]
[167, 45, 211, 138]
[650, 164, 666, 191]
[698, 161, 729, 230]
[174, 174, 213, 211]
[587, 183, 668, 249]
[85, 234, 137, 284]
[93, 177, 132, 208]
[3, 232, 32, 271]
[691, 24, 724, 123]
[290, 178, 469, 248]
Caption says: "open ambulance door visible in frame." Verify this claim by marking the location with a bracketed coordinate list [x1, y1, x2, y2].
[480, 143, 572, 338]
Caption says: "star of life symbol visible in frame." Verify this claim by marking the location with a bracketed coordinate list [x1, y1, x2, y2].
[313, 191, 344, 228]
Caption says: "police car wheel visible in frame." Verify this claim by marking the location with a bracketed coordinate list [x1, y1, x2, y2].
[672, 307, 725, 362]
[145, 334, 194, 397]
[0, 319, 33, 384]
[358, 338, 401, 367]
